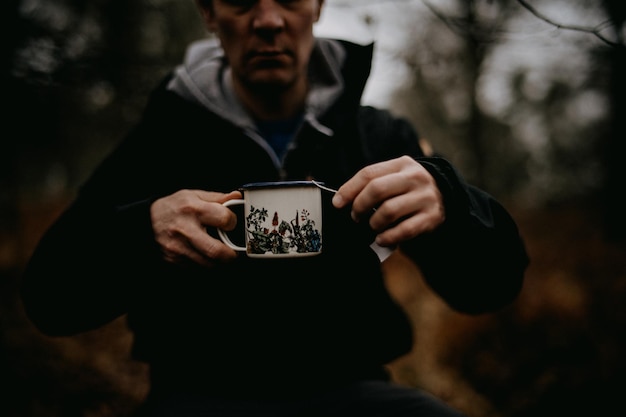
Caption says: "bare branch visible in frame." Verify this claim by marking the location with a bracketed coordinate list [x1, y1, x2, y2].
[329, 0, 623, 47]
[517, 0, 622, 47]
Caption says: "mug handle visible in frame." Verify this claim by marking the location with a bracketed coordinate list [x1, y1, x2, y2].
[217, 199, 247, 252]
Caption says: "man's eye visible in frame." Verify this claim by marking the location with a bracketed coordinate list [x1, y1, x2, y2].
[219, 0, 303, 10]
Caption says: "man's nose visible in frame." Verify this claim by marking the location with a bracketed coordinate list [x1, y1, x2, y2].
[252, 0, 285, 31]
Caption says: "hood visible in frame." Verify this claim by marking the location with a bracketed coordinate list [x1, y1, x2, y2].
[166, 37, 372, 132]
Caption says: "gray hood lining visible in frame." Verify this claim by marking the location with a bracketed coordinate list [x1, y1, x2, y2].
[166, 37, 346, 135]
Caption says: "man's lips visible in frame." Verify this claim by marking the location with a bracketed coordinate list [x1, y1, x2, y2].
[246, 50, 292, 69]
[255, 50, 283, 57]
[246, 49, 291, 61]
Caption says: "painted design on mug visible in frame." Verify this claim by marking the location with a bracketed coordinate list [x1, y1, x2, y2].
[245, 206, 322, 255]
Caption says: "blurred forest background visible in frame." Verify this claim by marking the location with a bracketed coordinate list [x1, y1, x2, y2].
[1, 0, 625, 416]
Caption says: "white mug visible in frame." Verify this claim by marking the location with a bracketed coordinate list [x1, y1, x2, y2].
[218, 181, 323, 258]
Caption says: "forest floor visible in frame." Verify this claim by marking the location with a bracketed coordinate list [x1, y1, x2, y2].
[1, 200, 625, 417]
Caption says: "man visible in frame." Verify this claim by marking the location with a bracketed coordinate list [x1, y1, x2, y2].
[20, 0, 529, 416]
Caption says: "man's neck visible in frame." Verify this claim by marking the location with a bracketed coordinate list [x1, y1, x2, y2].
[232, 77, 308, 122]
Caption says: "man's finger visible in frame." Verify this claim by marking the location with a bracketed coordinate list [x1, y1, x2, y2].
[332, 158, 407, 209]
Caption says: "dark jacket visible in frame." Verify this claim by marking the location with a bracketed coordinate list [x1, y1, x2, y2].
[20, 39, 528, 398]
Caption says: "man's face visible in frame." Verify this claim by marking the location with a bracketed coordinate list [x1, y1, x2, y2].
[199, 0, 324, 92]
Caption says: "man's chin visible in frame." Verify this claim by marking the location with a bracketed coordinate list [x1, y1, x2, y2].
[246, 72, 294, 91]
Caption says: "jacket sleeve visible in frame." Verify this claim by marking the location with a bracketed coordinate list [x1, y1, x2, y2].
[402, 157, 529, 314]
[357, 106, 529, 314]
[20, 193, 160, 336]
[19, 85, 174, 337]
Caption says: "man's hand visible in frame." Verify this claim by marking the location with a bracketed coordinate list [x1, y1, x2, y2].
[332, 156, 445, 247]
[151, 189, 242, 267]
